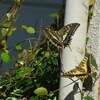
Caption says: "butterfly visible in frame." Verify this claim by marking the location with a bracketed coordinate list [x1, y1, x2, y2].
[42, 23, 80, 48]
[61, 54, 94, 78]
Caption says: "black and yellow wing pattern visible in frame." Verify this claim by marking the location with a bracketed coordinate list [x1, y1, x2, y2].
[42, 23, 80, 48]
[62, 54, 94, 78]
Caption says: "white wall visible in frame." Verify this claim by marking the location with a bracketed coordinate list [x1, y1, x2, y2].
[88, 0, 100, 100]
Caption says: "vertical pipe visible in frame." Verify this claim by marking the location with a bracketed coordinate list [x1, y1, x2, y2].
[59, 0, 89, 100]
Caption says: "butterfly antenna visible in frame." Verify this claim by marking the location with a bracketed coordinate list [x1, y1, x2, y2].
[51, 78, 79, 94]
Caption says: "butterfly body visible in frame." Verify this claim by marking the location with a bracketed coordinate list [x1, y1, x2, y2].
[43, 23, 80, 48]
[62, 54, 94, 78]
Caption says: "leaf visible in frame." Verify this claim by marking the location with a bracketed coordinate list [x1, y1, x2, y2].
[29, 96, 35, 100]
[1, 28, 7, 37]
[1, 52, 10, 63]
[18, 49, 28, 58]
[92, 55, 98, 70]
[21, 25, 27, 30]
[15, 59, 25, 67]
[27, 54, 35, 60]
[6, 97, 20, 100]
[23, 85, 34, 93]
[86, 37, 90, 44]
[26, 27, 35, 34]
[29, 96, 39, 100]
[18, 53, 23, 58]
[53, 53, 58, 57]
[6, 28, 13, 36]
[15, 67, 34, 79]
[51, 57, 57, 65]
[49, 13, 58, 17]
[2, 22, 11, 27]
[6, 13, 14, 20]
[11, 89, 23, 95]
[91, 72, 97, 80]
[84, 96, 94, 100]
[21, 25, 35, 34]
[15, 44, 22, 50]
[44, 52, 50, 58]
[39, 62, 47, 69]
[0, 79, 11, 86]
[53, 97, 57, 100]
[80, 78, 85, 83]
[88, 12, 94, 18]
[89, 0, 95, 6]
[16, 0, 22, 6]
[34, 87, 48, 95]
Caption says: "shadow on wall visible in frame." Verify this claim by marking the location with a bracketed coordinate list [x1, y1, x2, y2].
[64, 82, 79, 100]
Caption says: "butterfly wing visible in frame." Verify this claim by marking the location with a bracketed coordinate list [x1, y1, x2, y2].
[62, 55, 94, 79]
[62, 57, 88, 78]
[58, 23, 80, 48]
[86, 54, 94, 77]
[43, 26, 63, 48]
[43, 23, 80, 48]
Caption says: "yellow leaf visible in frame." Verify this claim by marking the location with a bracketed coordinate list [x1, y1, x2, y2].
[89, 0, 95, 6]
[34, 87, 48, 95]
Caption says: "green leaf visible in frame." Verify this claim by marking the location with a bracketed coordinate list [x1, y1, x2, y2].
[2, 22, 11, 28]
[1, 27, 14, 37]
[6, 13, 14, 20]
[29, 96, 39, 100]
[16, 0, 23, 6]
[34, 87, 48, 95]
[15, 67, 34, 79]
[0, 79, 11, 86]
[39, 62, 47, 69]
[92, 55, 98, 69]
[15, 44, 22, 50]
[29, 96, 35, 100]
[23, 85, 34, 93]
[21, 25, 27, 30]
[53, 53, 58, 57]
[84, 96, 94, 100]
[26, 27, 35, 34]
[44, 52, 50, 58]
[1, 53, 10, 63]
[1, 28, 7, 37]
[6, 28, 13, 36]
[6, 97, 20, 100]
[91, 72, 97, 80]
[27, 54, 35, 60]
[88, 12, 94, 18]
[51, 57, 57, 65]
[22, 25, 35, 34]
[49, 13, 58, 17]
[53, 97, 57, 100]
[11, 89, 23, 95]
[86, 37, 90, 44]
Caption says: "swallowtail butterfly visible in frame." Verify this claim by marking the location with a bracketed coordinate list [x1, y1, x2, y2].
[43, 23, 80, 48]
[61, 54, 94, 78]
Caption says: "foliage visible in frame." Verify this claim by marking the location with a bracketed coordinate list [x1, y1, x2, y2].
[0, 0, 60, 100]
[0, 33, 60, 100]
[0, 25, 60, 99]
[89, 0, 95, 6]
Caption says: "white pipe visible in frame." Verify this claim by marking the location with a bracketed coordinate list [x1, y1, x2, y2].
[59, 0, 89, 100]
